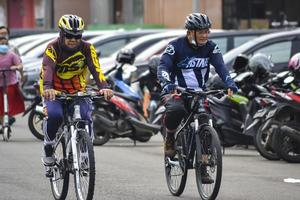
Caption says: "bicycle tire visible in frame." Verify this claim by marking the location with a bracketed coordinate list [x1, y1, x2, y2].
[50, 138, 69, 200]
[164, 128, 188, 196]
[3, 126, 10, 141]
[28, 110, 44, 141]
[74, 130, 95, 200]
[195, 125, 222, 200]
[254, 123, 280, 160]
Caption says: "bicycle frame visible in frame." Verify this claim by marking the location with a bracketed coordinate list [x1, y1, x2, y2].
[174, 92, 212, 168]
[54, 98, 90, 173]
[48, 92, 100, 200]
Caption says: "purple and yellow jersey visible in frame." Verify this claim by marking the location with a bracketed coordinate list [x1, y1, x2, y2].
[40, 39, 107, 94]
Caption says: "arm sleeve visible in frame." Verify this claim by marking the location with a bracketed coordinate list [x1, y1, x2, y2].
[41, 46, 56, 90]
[85, 44, 108, 89]
[11, 52, 21, 65]
[210, 44, 238, 91]
[157, 42, 176, 87]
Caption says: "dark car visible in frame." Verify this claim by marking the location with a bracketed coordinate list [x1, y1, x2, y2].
[208, 29, 279, 54]
[223, 28, 300, 72]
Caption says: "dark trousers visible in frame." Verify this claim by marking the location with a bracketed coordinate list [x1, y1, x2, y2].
[43, 98, 93, 145]
[163, 94, 187, 130]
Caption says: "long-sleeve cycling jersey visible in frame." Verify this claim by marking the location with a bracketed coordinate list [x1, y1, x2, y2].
[157, 36, 237, 91]
[40, 38, 108, 94]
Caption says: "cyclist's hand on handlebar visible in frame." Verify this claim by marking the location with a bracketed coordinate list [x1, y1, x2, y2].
[42, 89, 58, 101]
[99, 88, 114, 100]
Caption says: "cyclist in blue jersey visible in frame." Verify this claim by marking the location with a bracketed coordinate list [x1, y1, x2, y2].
[157, 13, 238, 159]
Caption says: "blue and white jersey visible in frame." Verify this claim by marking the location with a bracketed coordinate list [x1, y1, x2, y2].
[157, 36, 237, 91]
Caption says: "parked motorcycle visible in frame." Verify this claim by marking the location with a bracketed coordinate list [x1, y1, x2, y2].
[23, 94, 44, 140]
[258, 80, 300, 163]
[92, 49, 161, 145]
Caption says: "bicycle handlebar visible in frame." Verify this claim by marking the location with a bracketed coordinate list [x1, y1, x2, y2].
[55, 91, 104, 100]
[176, 86, 225, 97]
[0, 68, 16, 72]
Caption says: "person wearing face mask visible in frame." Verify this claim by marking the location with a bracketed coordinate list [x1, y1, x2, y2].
[40, 14, 113, 167]
[157, 13, 238, 184]
[0, 36, 25, 132]
[0, 26, 22, 126]
[0, 26, 20, 56]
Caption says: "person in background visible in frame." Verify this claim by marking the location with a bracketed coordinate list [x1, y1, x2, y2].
[0, 26, 23, 126]
[0, 26, 20, 56]
[0, 36, 25, 131]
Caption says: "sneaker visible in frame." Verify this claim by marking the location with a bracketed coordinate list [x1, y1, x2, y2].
[42, 145, 55, 166]
[164, 136, 175, 157]
[201, 167, 214, 184]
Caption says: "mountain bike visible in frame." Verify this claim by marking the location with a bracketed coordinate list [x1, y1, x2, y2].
[164, 87, 223, 200]
[0, 68, 16, 141]
[45, 91, 102, 200]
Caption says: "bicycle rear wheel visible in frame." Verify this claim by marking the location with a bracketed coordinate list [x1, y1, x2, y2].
[164, 128, 187, 196]
[74, 130, 95, 200]
[195, 125, 222, 200]
[50, 138, 69, 200]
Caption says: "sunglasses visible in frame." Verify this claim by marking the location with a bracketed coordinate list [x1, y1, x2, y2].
[64, 33, 82, 39]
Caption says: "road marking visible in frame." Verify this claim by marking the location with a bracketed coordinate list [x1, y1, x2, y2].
[284, 178, 300, 183]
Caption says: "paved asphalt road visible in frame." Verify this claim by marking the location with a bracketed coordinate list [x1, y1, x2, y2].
[0, 114, 300, 200]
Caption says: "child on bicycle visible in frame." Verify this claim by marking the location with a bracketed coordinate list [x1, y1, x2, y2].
[40, 14, 113, 167]
[157, 13, 238, 183]
[0, 36, 24, 130]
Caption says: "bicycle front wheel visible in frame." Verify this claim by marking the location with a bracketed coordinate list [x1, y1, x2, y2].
[74, 130, 95, 200]
[164, 128, 187, 196]
[50, 138, 69, 200]
[195, 125, 222, 200]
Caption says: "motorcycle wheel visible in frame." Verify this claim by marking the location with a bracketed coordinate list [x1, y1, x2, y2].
[92, 110, 110, 146]
[254, 123, 280, 160]
[28, 110, 44, 141]
[273, 122, 300, 163]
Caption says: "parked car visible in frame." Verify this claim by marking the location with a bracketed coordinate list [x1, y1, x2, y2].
[88, 29, 163, 57]
[223, 28, 300, 72]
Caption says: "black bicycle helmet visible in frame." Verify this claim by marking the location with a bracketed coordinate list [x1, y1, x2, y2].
[232, 54, 249, 73]
[185, 13, 212, 30]
[116, 48, 135, 65]
[248, 53, 273, 76]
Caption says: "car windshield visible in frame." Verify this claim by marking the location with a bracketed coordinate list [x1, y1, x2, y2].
[223, 38, 259, 64]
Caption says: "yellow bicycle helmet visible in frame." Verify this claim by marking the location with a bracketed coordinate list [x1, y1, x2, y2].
[58, 14, 84, 35]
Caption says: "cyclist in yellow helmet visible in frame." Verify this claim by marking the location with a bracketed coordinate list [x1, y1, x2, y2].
[40, 14, 113, 166]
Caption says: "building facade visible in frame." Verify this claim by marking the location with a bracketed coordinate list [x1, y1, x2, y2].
[0, 0, 299, 30]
